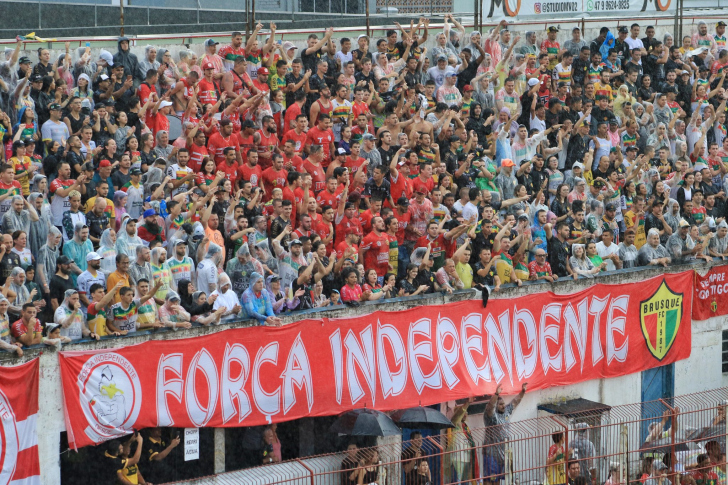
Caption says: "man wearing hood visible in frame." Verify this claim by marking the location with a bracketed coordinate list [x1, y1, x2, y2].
[210, 274, 240, 322]
[62, 223, 93, 286]
[165, 240, 195, 292]
[226, 244, 264, 298]
[113, 36, 141, 86]
[116, 216, 144, 259]
[241, 272, 282, 326]
[150, 246, 173, 301]
[197, 242, 222, 294]
[36, 226, 62, 299]
[129, 244, 153, 289]
[709, 220, 728, 259]
[138, 45, 161, 80]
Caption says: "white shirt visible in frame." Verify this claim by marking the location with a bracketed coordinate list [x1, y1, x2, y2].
[196, 259, 219, 293]
[625, 37, 644, 51]
[462, 201, 479, 223]
[212, 288, 240, 321]
[596, 241, 620, 272]
[77, 269, 106, 315]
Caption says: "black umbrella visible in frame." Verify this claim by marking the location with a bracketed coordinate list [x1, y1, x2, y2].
[687, 425, 726, 452]
[391, 406, 455, 429]
[330, 408, 401, 437]
[638, 437, 689, 454]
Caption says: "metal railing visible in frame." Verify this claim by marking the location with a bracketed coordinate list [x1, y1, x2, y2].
[173, 387, 728, 484]
[3, 1, 728, 40]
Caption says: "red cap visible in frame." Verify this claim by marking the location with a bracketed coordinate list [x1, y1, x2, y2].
[345, 226, 358, 235]
[463, 85, 474, 92]
[99, 159, 111, 168]
[203, 62, 215, 70]
[257, 67, 269, 75]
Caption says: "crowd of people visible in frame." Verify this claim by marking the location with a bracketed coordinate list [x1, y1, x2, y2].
[0, 15, 725, 352]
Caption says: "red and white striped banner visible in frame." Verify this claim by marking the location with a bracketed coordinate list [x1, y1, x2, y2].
[0, 359, 40, 485]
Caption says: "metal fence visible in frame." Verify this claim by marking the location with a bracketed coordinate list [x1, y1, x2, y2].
[182, 387, 728, 485]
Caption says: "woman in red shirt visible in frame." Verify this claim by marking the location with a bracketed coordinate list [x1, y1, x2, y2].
[195, 158, 217, 194]
[340, 267, 371, 303]
[362, 269, 388, 301]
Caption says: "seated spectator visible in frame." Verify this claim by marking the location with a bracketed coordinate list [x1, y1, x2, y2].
[570, 244, 604, 278]
[158, 291, 192, 330]
[241, 273, 282, 326]
[210, 274, 240, 322]
[528, 249, 556, 282]
[0, 297, 23, 356]
[638, 229, 672, 267]
[341, 267, 370, 303]
[190, 291, 226, 326]
[41, 323, 72, 348]
[265, 275, 301, 314]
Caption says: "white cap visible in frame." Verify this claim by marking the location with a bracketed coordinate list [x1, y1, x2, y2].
[528, 78, 539, 87]
[98, 50, 114, 66]
[86, 252, 103, 261]
[159, 100, 173, 108]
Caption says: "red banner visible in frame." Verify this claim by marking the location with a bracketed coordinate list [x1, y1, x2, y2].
[59, 272, 693, 449]
[693, 266, 728, 320]
[0, 359, 40, 484]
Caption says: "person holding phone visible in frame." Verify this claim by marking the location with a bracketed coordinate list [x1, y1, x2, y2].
[144, 427, 181, 483]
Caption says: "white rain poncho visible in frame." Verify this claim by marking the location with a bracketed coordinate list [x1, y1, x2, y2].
[196, 243, 222, 294]
[116, 216, 144, 259]
[97, 228, 118, 276]
[54, 288, 86, 341]
[124, 182, 145, 220]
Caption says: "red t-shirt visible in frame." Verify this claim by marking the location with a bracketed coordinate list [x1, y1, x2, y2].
[147, 112, 169, 139]
[335, 216, 363, 246]
[389, 171, 413, 207]
[361, 231, 391, 276]
[282, 129, 307, 154]
[186, 142, 209, 173]
[137, 82, 157, 105]
[314, 220, 334, 253]
[306, 127, 335, 164]
[336, 241, 359, 262]
[281, 186, 297, 224]
[197, 78, 218, 105]
[316, 190, 338, 210]
[392, 208, 411, 245]
[340, 283, 363, 302]
[240, 163, 263, 188]
[282, 153, 304, 173]
[216, 161, 240, 186]
[303, 160, 326, 193]
[257, 130, 278, 169]
[283, 103, 302, 133]
[238, 133, 256, 164]
[11, 318, 41, 339]
[359, 209, 379, 234]
[207, 132, 239, 165]
[344, 156, 367, 184]
[261, 167, 288, 200]
[415, 234, 446, 261]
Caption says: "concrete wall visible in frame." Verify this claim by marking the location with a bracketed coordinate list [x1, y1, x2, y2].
[12, 263, 725, 484]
